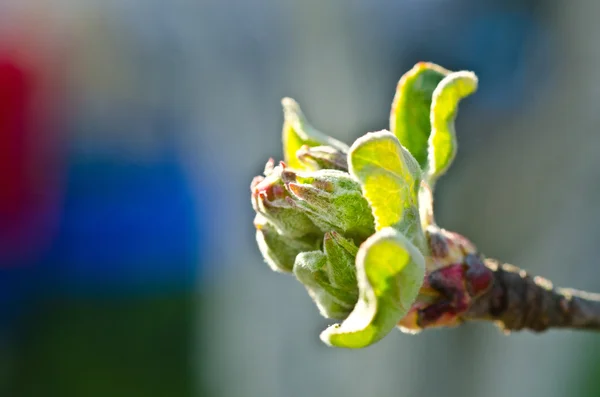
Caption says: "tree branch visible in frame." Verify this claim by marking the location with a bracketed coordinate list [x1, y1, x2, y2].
[463, 259, 600, 332]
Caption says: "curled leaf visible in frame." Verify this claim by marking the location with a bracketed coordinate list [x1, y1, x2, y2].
[427, 71, 478, 183]
[282, 168, 375, 242]
[294, 250, 356, 319]
[347, 131, 421, 232]
[296, 145, 348, 171]
[323, 231, 359, 290]
[281, 98, 349, 170]
[389, 62, 449, 168]
[251, 164, 321, 238]
[320, 227, 425, 348]
[254, 214, 319, 273]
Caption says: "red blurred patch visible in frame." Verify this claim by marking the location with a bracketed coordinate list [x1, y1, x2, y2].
[0, 23, 67, 265]
[0, 58, 33, 218]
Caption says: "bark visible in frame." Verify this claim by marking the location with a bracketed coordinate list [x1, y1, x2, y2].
[464, 260, 600, 332]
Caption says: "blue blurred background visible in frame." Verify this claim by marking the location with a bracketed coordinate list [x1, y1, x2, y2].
[1, 1, 600, 396]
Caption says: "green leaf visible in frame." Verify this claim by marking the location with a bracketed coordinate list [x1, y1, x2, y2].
[427, 71, 478, 183]
[281, 98, 349, 170]
[251, 166, 321, 238]
[296, 145, 348, 171]
[348, 131, 421, 232]
[283, 169, 375, 242]
[254, 214, 319, 273]
[294, 251, 356, 320]
[323, 231, 359, 290]
[320, 227, 425, 348]
[389, 62, 449, 168]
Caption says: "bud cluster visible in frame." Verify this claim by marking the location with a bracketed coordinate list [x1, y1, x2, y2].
[251, 156, 373, 318]
[250, 62, 486, 348]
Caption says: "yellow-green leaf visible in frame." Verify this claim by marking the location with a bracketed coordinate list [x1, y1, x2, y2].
[427, 71, 478, 183]
[389, 62, 449, 168]
[320, 227, 425, 348]
[281, 98, 348, 169]
[348, 131, 420, 231]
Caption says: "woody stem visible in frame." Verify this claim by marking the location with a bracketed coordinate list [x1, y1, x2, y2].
[463, 260, 600, 332]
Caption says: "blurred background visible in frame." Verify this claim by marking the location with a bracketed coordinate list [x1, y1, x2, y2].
[1, 0, 600, 396]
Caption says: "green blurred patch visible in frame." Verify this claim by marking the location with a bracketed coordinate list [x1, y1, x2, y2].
[10, 293, 198, 397]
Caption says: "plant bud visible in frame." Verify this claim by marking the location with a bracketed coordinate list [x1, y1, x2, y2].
[293, 251, 356, 319]
[254, 214, 319, 273]
[425, 225, 476, 271]
[296, 145, 348, 171]
[323, 231, 358, 291]
[281, 168, 375, 243]
[251, 162, 321, 238]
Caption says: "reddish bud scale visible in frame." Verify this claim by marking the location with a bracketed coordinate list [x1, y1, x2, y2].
[399, 229, 494, 331]
[464, 254, 494, 296]
[424, 226, 477, 271]
[404, 259, 493, 329]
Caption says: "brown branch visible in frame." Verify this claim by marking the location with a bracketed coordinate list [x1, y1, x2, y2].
[463, 259, 600, 332]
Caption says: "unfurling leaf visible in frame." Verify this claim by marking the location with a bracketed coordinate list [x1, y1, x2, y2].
[323, 231, 359, 290]
[296, 145, 348, 171]
[281, 98, 348, 170]
[427, 71, 478, 184]
[282, 168, 375, 242]
[251, 62, 482, 349]
[254, 214, 319, 273]
[348, 131, 421, 233]
[389, 62, 449, 168]
[251, 165, 321, 238]
[294, 250, 357, 320]
[320, 227, 425, 348]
